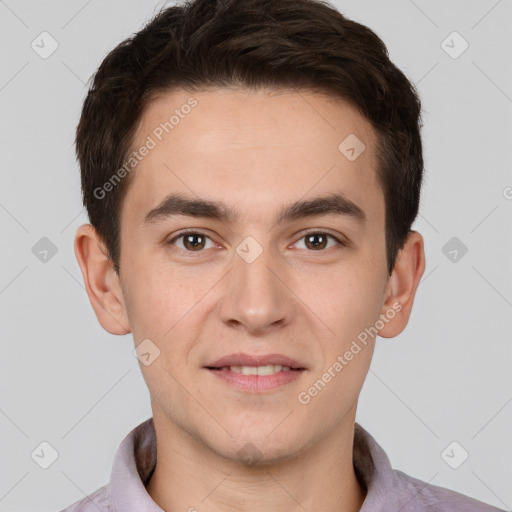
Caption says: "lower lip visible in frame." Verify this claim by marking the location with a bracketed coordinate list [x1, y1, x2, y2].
[205, 368, 305, 392]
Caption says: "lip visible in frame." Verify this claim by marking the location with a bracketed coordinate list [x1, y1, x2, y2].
[206, 367, 305, 392]
[204, 352, 306, 370]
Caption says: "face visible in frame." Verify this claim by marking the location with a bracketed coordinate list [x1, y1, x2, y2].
[79, 87, 422, 464]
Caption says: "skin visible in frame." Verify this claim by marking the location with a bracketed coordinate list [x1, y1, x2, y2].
[75, 87, 425, 512]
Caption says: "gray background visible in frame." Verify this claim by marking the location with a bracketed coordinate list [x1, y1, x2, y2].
[0, 0, 511, 510]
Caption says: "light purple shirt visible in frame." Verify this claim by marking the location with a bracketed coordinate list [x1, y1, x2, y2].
[61, 417, 505, 511]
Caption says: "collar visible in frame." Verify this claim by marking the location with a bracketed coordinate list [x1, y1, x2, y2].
[108, 417, 397, 511]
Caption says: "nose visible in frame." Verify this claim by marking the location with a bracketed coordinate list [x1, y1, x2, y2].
[218, 241, 295, 335]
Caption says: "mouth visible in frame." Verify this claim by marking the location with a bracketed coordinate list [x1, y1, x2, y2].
[205, 352, 306, 370]
[205, 364, 304, 375]
[203, 353, 307, 392]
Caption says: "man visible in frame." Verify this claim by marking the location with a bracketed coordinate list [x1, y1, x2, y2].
[63, 0, 505, 510]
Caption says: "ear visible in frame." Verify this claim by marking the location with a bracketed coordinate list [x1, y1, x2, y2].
[74, 224, 131, 335]
[378, 230, 426, 338]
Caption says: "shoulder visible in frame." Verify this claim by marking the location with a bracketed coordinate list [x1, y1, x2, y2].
[391, 469, 506, 512]
[59, 485, 110, 512]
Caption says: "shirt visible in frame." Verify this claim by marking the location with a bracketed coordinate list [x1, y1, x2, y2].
[60, 417, 505, 511]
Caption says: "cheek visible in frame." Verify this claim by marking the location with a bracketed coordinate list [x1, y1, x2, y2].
[121, 259, 187, 341]
[301, 273, 380, 409]
[123, 256, 219, 352]
[307, 261, 384, 340]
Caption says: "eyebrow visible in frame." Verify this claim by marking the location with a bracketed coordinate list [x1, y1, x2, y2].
[143, 192, 366, 227]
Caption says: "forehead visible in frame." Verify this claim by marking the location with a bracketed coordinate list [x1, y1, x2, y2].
[122, 87, 383, 229]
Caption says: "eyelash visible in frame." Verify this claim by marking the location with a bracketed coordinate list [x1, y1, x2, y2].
[166, 229, 346, 253]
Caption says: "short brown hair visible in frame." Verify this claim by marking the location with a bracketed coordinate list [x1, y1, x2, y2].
[76, 0, 424, 275]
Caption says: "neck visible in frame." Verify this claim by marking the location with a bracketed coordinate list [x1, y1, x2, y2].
[146, 406, 367, 512]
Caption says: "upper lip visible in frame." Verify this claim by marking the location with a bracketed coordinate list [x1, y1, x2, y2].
[205, 353, 306, 369]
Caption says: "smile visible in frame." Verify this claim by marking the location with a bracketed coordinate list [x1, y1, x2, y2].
[206, 366, 306, 392]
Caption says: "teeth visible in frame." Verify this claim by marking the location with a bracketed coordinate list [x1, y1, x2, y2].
[226, 365, 291, 375]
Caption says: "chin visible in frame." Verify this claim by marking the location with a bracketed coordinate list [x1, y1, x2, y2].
[207, 429, 304, 467]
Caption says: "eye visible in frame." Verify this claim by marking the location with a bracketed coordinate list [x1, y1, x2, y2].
[167, 230, 216, 252]
[166, 230, 346, 253]
[294, 232, 344, 251]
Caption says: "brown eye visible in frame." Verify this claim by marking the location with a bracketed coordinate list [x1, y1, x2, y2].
[296, 232, 342, 251]
[168, 231, 215, 252]
[182, 233, 206, 251]
[304, 233, 329, 250]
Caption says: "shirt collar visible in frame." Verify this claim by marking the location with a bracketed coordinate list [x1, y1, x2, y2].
[109, 417, 161, 511]
[108, 417, 397, 511]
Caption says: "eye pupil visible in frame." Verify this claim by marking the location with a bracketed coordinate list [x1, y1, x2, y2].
[306, 233, 327, 250]
[184, 233, 205, 250]
[172, 231, 338, 253]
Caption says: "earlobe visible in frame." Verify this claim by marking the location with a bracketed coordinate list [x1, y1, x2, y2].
[378, 230, 426, 339]
[74, 224, 131, 335]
